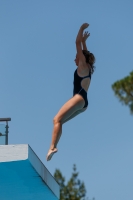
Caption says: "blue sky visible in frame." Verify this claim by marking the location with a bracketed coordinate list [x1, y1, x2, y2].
[0, 0, 133, 200]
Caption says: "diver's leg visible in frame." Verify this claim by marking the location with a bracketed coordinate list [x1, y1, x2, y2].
[53, 107, 87, 152]
[46, 94, 85, 161]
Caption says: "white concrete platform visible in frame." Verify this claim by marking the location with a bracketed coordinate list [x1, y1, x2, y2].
[0, 144, 59, 200]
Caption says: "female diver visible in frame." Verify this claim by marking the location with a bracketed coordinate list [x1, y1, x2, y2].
[46, 23, 95, 161]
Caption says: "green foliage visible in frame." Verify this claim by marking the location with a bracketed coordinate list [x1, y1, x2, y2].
[54, 164, 87, 200]
[112, 71, 133, 114]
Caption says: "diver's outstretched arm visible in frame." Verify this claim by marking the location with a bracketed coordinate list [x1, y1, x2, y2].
[76, 23, 89, 43]
[75, 23, 89, 62]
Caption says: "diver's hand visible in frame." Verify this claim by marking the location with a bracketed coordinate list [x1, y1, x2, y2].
[81, 23, 89, 30]
[82, 31, 90, 43]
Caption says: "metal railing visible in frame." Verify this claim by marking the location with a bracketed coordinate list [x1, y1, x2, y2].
[0, 118, 11, 145]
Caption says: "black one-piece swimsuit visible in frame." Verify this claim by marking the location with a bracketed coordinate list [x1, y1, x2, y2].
[73, 69, 91, 108]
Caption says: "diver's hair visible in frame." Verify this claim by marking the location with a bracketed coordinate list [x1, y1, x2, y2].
[82, 50, 96, 74]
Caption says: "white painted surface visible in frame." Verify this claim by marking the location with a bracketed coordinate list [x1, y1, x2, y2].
[0, 144, 28, 162]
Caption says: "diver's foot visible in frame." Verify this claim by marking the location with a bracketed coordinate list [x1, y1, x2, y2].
[46, 148, 58, 161]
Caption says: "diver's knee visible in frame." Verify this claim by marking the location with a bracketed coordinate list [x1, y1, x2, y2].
[53, 116, 62, 125]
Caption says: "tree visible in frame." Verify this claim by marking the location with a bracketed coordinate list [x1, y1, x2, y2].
[112, 71, 133, 114]
[54, 164, 88, 200]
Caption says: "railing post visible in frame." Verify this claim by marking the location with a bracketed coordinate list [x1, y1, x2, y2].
[5, 121, 9, 145]
[0, 118, 11, 145]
